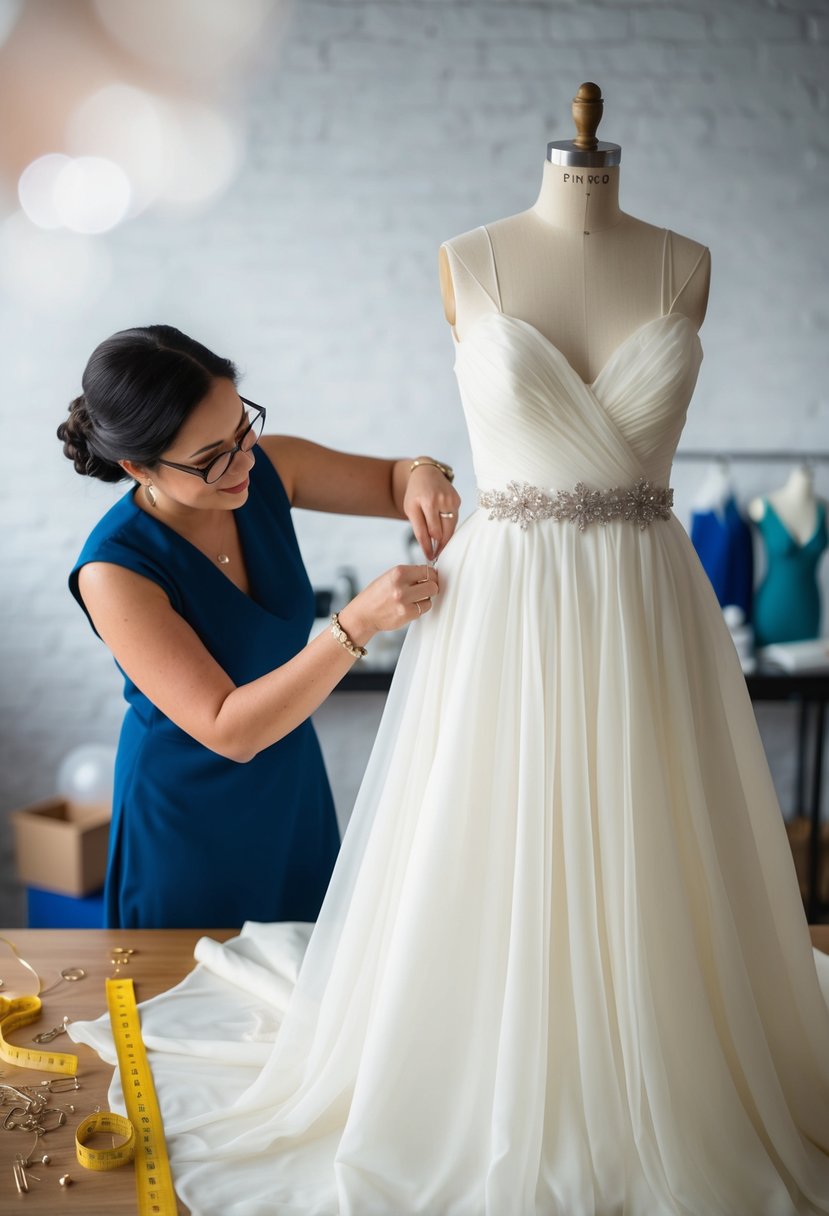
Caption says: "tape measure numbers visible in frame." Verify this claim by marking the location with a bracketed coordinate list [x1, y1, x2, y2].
[0, 994, 78, 1074]
[76, 1109, 136, 1170]
[106, 977, 177, 1215]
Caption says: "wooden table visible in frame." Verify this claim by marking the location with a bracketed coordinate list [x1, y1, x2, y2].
[0, 929, 234, 1215]
[2, 926, 829, 1214]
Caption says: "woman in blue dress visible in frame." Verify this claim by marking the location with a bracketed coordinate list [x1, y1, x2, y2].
[58, 325, 457, 930]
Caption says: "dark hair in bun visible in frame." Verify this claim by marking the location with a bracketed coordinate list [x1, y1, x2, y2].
[57, 325, 239, 481]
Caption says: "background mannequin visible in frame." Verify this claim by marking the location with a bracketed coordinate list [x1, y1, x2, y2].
[748, 462, 823, 544]
[439, 83, 710, 380]
[690, 457, 754, 622]
[749, 463, 828, 645]
[692, 456, 732, 515]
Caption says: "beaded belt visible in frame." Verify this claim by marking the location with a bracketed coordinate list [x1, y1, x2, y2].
[478, 478, 674, 531]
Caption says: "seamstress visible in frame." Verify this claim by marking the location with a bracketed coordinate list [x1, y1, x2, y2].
[58, 325, 458, 930]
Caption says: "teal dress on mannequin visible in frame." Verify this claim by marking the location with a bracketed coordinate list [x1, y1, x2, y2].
[753, 498, 828, 647]
[69, 451, 341, 929]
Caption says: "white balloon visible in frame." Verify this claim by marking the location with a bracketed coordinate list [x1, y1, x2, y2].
[56, 744, 117, 805]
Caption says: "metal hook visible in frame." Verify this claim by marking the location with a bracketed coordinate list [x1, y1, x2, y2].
[0, 1084, 46, 1116]
[15, 1127, 43, 1169]
[38, 1075, 79, 1094]
[3, 1105, 35, 1131]
[32, 1016, 70, 1044]
[35, 1107, 66, 1133]
[0, 1083, 29, 1104]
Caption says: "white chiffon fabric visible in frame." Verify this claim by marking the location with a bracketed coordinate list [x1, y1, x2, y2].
[70, 309, 829, 1215]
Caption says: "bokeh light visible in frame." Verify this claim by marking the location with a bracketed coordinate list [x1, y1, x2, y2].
[18, 153, 71, 229]
[154, 100, 243, 210]
[66, 88, 243, 216]
[52, 156, 131, 233]
[67, 84, 166, 216]
[19, 152, 131, 234]
[91, 0, 275, 81]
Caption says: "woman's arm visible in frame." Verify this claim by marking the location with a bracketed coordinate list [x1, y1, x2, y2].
[261, 436, 461, 558]
[77, 558, 438, 764]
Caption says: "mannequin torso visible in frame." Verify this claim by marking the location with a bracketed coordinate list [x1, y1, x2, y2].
[692, 459, 733, 514]
[748, 465, 827, 646]
[748, 465, 824, 544]
[440, 163, 710, 385]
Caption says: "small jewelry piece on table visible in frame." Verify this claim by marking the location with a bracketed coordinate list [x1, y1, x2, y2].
[410, 458, 455, 483]
[39, 967, 86, 998]
[32, 1016, 70, 1044]
[13, 1158, 28, 1194]
[330, 613, 367, 660]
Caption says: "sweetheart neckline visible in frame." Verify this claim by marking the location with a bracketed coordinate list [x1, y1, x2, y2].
[453, 310, 700, 389]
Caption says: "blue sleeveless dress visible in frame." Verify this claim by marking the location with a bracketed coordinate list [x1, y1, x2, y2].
[69, 451, 340, 929]
[690, 494, 754, 620]
[753, 499, 828, 647]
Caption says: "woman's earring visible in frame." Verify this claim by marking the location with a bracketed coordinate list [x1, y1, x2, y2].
[145, 482, 157, 508]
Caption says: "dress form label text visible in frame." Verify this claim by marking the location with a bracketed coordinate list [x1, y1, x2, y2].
[563, 173, 611, 185]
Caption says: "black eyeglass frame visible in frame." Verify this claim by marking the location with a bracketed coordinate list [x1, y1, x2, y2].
[155, 398, 267, 484]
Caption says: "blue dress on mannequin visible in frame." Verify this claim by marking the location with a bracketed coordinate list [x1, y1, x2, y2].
[69, 451, 340, 929]
[753, 498, 828, 647]
[690, 494, 754, 619]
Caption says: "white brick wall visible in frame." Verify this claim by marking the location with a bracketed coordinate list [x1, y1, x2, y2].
[2, 0, 828, 924]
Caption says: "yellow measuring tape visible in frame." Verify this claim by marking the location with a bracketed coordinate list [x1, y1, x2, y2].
[105, 976, 177, 1215]
[0, 935, 79, 1073]
[75, 1108, 136, 1170]
[0, 994, 78, 1074]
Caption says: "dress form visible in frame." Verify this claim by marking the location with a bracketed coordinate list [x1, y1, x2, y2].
[689, 459, 755, 622]
[748, 463, 823, 542]
[749, 464, 828, 646]
[439, 83, 710, 384]
[692, 457, 733, 514]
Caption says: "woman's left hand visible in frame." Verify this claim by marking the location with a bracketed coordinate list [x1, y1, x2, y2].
[404, 464, 462, 560]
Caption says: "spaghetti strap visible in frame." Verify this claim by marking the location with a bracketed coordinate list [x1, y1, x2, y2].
[480, 224, 504, 313]
[667, 243, 709, 316]
[660, 228, 673, 317]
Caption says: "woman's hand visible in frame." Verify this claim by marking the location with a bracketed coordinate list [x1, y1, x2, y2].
[337, 564, 440, 647]
[404, 463, 462, 559]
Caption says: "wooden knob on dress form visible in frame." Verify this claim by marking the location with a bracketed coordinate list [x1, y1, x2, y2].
[572, 82, 603, 151]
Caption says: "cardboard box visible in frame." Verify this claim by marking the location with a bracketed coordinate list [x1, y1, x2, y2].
[12, 797, 111, 897]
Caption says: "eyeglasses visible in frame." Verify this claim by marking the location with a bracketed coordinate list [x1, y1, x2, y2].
[156, 398, 266, 484]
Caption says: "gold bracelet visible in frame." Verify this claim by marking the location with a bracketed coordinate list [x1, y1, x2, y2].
[409, 457, 455, 483]
[330, 613, 367, 660]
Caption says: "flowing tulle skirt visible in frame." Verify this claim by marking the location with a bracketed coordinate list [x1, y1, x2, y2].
[71, 508, 829, 1216]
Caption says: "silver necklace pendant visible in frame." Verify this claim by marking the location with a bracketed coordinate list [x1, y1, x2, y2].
[217, 553, 230, 565]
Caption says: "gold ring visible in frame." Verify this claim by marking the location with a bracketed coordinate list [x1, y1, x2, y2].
[415, 601, 423, 616]
[439, 511, 454, 518]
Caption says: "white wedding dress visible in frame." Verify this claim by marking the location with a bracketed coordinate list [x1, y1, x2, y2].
[70, 232, 829, 1215]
